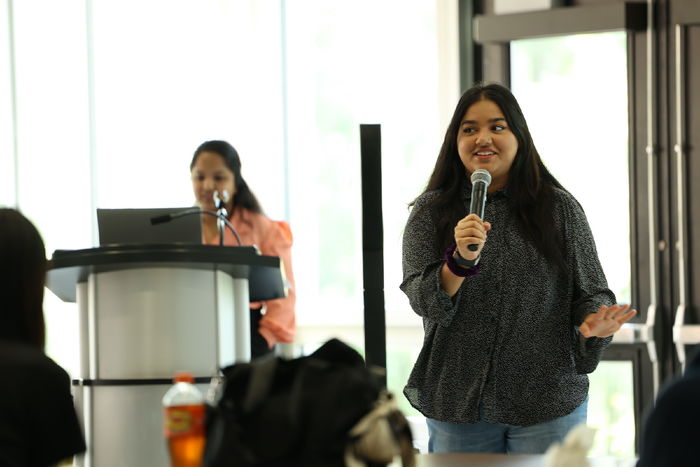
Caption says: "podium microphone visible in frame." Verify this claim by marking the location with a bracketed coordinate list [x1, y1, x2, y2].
[149, 206, 242, 246]
[213, 190, 229, 210]
[467, 169, 492, 251]
[150, 212, 192, 225]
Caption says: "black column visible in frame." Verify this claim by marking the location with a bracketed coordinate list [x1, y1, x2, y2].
[360, 124, 386, 386]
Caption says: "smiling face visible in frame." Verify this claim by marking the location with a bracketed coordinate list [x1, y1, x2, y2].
[457, 98, 519, 192]
[190, 151, 236, 212]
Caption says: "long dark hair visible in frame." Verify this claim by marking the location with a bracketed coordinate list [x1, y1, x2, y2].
[190, 140, 264, 217]
[414, 83, 567, 268]
[0, 208, 47, 349]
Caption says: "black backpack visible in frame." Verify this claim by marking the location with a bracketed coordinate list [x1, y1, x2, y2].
[203, 338, 414, 467]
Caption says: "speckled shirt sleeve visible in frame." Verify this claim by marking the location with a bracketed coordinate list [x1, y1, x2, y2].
[401, 184, 615, 426]
[558, 190, 617, 374]
[400, 191, 463, 328]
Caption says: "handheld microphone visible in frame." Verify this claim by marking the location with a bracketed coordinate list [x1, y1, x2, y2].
[467, 169, 492, 251]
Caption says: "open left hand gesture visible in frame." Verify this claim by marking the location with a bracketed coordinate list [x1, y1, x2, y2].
[579, 304, 638, 338]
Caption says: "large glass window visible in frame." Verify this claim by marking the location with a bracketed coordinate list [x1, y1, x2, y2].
[511, 32, 631, 304]
[511, 32, 635, 460]
[9, 0, 93, 376]
[3, 0, 457, 419]
[588, 361, 635, 459]
[0, 0, 15, 205]
[284, 0, 457, 415]
[90, 0, 287, 218]
[3, 2, 640, 458]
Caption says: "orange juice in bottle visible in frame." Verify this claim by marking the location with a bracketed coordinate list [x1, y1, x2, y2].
[163, 372, 206, 467]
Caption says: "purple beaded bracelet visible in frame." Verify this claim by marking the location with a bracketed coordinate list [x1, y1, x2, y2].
[444, 243, 481, 278]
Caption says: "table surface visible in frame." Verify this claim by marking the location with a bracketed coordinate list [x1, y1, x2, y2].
[411, 453, 637, 467]
[415, 453, 542, 466]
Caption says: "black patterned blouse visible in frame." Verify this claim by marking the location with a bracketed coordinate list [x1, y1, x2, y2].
[401, 181, 615, 426]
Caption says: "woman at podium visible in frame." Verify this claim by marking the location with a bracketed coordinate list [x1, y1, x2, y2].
[190, 140, 296, 358]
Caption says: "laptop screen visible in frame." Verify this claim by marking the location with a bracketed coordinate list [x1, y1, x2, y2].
[96, 207, 202, 246]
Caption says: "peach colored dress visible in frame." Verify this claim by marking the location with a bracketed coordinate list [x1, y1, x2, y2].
[203, 208, 295, 348]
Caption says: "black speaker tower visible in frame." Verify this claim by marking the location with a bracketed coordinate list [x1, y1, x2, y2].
[360, 124, 386, 386]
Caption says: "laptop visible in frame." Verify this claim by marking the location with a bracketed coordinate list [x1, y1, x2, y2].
[96, 207, 202, 246]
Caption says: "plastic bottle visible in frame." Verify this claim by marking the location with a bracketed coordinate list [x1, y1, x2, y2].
[163, 372, 206, 467]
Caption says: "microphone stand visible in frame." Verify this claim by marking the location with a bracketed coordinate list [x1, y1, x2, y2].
[213, 190, 228, 246]
[216, 205, 227, 246]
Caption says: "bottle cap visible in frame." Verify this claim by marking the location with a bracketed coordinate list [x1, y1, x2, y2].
[173, 371, 194, 383]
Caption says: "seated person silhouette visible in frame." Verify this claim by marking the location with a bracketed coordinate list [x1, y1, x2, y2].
[0, 208, 86, 466]
[637, 346, 700, 466]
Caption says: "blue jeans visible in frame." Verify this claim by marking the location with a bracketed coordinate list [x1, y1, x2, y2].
[426, 398, 588, 454]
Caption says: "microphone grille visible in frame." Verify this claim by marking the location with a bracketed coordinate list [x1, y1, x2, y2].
[470, 169, 492, 186]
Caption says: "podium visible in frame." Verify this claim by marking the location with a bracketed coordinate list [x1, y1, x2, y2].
[46, 244, 286, 467]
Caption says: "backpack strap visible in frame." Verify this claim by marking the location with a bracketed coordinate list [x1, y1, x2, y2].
[345, 392, 416, 467]
[242, 356, 278, 413]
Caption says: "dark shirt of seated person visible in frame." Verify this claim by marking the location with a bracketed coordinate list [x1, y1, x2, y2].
[637, 347, 700, 467]
[0, 208, 86, 466]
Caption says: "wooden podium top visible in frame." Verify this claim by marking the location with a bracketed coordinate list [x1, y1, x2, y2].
[46, 244, 286, 303]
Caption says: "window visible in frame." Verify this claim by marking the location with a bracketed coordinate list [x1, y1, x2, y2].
[511, 31, 635, 460]
[284, 0, 458, 417]
[511, 32, 631, 304]
[4, 1, 458, 419]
